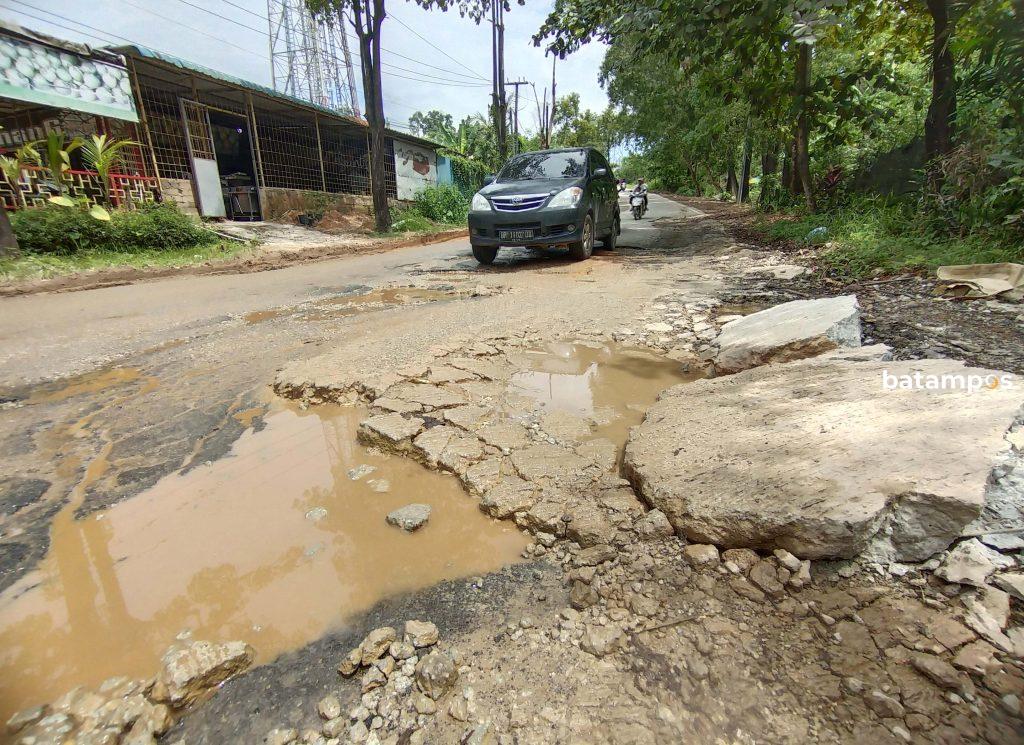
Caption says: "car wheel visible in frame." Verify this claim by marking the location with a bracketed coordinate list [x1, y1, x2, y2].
[472, 245, 498, 264]
[569, 214, 594, 261]
[601, 214, 619, 250]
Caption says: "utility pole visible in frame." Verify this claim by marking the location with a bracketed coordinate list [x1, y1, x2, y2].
[505, 79, 528, 155]
[490, 0, 508, 163]
[548, 56, 557, 145]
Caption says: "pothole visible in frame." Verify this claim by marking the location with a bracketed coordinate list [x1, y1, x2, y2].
[0, 400, 527, 723]
[243, 286, 469, 325]
[506, 341, 705, 452]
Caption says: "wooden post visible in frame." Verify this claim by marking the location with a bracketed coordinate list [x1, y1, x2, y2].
[246, 93, 265, 189]
[314, 113, 327, 192]
[127, 59, 162, 184]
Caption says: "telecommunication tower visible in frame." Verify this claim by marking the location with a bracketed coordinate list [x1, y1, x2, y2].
[267, 0, 361, 117]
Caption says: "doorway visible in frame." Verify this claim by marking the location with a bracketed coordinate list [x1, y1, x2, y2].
[208, 109, 260, 221]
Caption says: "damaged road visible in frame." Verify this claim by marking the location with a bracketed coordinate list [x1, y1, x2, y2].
[2, 194, 1023, 744]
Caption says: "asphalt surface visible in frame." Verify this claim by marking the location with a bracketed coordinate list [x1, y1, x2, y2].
[0, 193, 683, 386]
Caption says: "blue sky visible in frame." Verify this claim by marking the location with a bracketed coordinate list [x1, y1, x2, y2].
[0, 0, 610, 135]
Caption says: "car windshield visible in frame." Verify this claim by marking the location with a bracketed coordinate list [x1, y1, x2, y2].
[498, 151, 587, 181]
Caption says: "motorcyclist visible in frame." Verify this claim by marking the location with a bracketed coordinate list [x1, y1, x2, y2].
[632, 179, 648, 212]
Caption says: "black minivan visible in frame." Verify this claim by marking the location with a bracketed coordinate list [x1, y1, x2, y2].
[467, 147, 620, 264]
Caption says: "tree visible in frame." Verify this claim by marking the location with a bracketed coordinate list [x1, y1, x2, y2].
[308, 0, 392, 231]
[408, 110, 455, 140]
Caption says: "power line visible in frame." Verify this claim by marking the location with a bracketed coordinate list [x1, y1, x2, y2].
[167, 0, 490, 84]
[387, 11, 488, 81]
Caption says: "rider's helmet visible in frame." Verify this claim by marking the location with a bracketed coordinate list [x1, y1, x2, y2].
[638, 178, 645, 184]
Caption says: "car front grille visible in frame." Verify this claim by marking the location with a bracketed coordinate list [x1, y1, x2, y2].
[490, 194, 548, 212]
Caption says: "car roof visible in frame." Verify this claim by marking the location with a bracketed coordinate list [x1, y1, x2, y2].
[512, 147, 591, 156]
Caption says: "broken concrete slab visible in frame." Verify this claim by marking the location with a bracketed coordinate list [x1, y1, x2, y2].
[358, 413, 424, 449]
[623, 355, 1023, 560]
[713, 295, 861, 374]
[935, 539, 999, 587]
[386, 504, 431, 531]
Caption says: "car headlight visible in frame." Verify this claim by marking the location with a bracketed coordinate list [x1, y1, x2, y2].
[471, 192, 490, 211]
[547, 186, 583, 209]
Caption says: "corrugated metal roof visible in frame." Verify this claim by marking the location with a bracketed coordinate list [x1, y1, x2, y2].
[113, 44, 442, 150]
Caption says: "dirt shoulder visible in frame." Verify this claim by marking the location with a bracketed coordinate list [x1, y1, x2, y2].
[0, 227, 467, 298]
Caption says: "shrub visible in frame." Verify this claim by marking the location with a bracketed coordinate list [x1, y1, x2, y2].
[412, 184, 469, 224]
[388, 205, 435, 233]
[11, 202, 217, 254]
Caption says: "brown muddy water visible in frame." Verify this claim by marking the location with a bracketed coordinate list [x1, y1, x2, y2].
[244, 287, 458, 325]
[508, 341, 704, 449]
[0, 401, 526, 723]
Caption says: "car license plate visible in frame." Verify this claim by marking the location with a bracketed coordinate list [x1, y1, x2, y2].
[498, 229, 535, 240]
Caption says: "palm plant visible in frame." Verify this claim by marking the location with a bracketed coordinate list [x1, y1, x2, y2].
[28, 131, 83, 195]
[81, 134, 141, 207]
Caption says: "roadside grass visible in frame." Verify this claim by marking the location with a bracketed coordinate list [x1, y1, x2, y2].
[378, 205, 463, 237]
[0, 242, 249, 282]
[753, 200, 1024, 278]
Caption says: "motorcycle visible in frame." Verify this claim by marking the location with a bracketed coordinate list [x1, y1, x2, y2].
[629, 192, 646, 220]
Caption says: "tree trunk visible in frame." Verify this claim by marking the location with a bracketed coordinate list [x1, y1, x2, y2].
[726, 162, 738, 199]
[794, 43, 816, 212]
[759, 148, 779, 207]
[0, 207, 18, 256]
[358, 0, 391, 233]
[686, 163, 703, 196]
[781, 138, 797, 193]
[738, 126, 753, 203]
[924, 0, 956, 184]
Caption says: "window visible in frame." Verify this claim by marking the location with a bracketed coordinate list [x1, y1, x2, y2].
[498, 150, 587, 181]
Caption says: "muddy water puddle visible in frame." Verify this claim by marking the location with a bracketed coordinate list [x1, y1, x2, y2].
[244, 286, 460, 325]
[508, 341, 704, 449]
[0, 401, 526, 722]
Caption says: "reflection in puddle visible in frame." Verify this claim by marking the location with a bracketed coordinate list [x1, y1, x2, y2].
[244, 287, 458, 325]
[509, 341, 704, 449]
[0, 403, 526, 722]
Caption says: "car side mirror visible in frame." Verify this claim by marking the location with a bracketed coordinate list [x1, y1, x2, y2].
[593, 168, 608, 177]
[483, 174, 495, 186]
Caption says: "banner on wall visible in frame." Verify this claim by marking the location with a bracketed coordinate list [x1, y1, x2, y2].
[0, 32, 138, 122]
[394, 140, 437, 200]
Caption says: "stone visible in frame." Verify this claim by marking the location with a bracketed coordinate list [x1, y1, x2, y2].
[318, 694, 342, 721]
[729, 577, 766, 603]
[911, 654, 969, 693]
[953, 640, 999, 675]
[405, 620, 439, 648]
[994, 572, 1024, 601]
[712, 295, 861, 373]
[339, 647, 362, 676]
[623, 355, 1022, 559]
[927, 616, 975, 651]
[683, 543, 720, 567]
[565, 505, 615, 547]
[569, 580, 599, 610]
[865, 690, 905, 719]
[580, 624, 623, 657]
[387, 383, 466, 410]
[266, 728, 299, 745]
[6, 705, 46, 734]
[348, 464, 377, 480]
[412, 692, 436, 715]
[476, 421, 530, 451]
[361, 666, 387, 693]
[389, 641, 415, 660]
[360, 627, 397, 666]
[574, 544, 616, 567]
[749, 560, 785, 599]
[385, 504, 431, 531]
[412, 426, 458, 466]
[540, 410, 592, 442]
[773, 548, 802, 572]
[963, 592, 1014, 652]
[633, 509, 674, 540]
[510, 443, 591, 483]
[150, 640, 254, 707]
[722, 548, 761, 572]
[322, 718, 346, 739]
[358, 414, 424, 448]
[479, 478, 537, 519]
[415, 651, 458, 700]
[936, 540, 998, 587]
[518, 500, 565, 535]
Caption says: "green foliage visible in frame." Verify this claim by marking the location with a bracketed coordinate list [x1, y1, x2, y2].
[80, 135, 141, 206]
[448, 154, 488, 196]
[550, 93, 620, 155]
[755, 197, 1023, 277]
[412, 183, 469, 223]
[408, 110, 499, 169]
[11, 202, 217, 255]
[300, 190, 337, 221]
